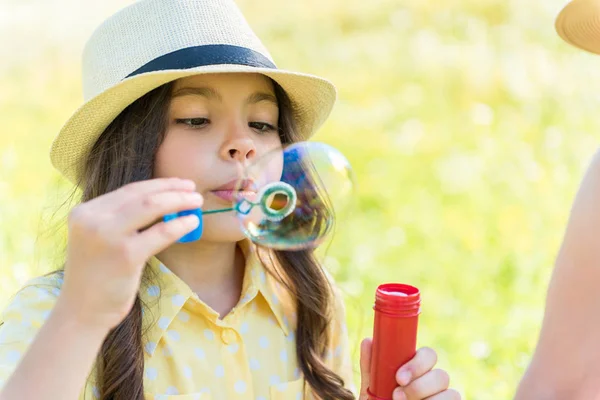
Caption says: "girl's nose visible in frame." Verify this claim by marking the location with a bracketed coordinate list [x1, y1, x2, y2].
[222, 136, 256, 162]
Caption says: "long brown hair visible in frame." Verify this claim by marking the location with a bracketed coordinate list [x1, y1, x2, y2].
[66, 76, 354, 400]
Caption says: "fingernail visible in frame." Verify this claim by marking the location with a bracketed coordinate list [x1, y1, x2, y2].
[398, 370, 411, 386]
[393, 388, 406, 400]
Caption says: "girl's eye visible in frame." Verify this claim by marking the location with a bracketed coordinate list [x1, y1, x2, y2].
[176, 118, 209, 128]
[249, 122, 278, 133]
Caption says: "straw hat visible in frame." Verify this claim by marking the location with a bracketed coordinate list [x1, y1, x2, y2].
[556, 0, 600, 54]
[50, 0, 337, 184]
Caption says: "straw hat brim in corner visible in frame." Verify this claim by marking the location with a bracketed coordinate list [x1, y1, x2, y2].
[49, 0, 337, 185]
[556, 0, 600, 54]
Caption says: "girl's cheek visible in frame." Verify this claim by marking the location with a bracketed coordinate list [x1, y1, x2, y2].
[155, 136, 205, 178]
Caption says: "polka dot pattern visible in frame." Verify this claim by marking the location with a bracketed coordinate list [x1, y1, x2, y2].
[274, 382, 288, 392]
[147, 285, 160, 297]
[157, 316, 170, 330]
[146, 367, 158, 381]
[159, 263, 171, 274]
[234, 380, 247, 393]
[287, 330, 296, 342]
[204, 329, 215, 340]
[195, 347, 206, 359]
[227, 342, 239, 353]
[167, 330, 180, 341]
[259, 336, 270, 348]
[165, 386, 179, 395]
[0, 254, 357, 399]
[178, 311, 190, 322]
[250, 358, 261, 370]
[270, 375, 281, 385]
[145, 342, 157, 355]
[171, 294, 186, 307]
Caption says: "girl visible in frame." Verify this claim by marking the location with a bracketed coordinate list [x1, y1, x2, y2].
[0, 1, 460, 399]
[515, 0, 600, 398]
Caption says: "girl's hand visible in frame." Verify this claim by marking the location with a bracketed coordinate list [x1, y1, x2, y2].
[358, 338, 461, 400]
[58, 178, 203, 332]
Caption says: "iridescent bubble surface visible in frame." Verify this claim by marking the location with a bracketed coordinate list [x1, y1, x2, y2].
[233, 142, 355, 250]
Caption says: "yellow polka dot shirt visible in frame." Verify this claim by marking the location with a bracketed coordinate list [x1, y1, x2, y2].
[0, 241, 357, 399]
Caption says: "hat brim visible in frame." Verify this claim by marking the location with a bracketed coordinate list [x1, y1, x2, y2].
[49, 65, 336, 184]
[556, 0, 600, 54]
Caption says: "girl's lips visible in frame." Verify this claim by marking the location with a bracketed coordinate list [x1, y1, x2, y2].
[210, 190, 257, 203]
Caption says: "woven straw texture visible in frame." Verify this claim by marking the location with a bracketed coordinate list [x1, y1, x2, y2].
[50, 0, 337, 184]
[556, 0, 600, 54]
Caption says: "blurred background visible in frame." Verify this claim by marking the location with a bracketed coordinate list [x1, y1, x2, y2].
[3, 0, 600, 398]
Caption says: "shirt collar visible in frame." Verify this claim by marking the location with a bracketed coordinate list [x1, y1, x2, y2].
[141, 240, 290, 355]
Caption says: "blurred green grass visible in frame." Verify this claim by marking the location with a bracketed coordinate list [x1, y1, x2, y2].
[4, 0, 600, 398]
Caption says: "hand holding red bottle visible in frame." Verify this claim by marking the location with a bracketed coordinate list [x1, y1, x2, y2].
[357, 284, 461, 400]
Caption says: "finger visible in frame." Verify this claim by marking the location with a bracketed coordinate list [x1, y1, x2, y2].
[402, 369, 450, 400]
[132, 213, 201, 255]
[358, 337, 373, 400]
[119, 190, 204, 233]
[86, 177, 196, 211]
[396, 347, 438, 386]
[424, 389, 462, 400]
[392, 388, 407, 400]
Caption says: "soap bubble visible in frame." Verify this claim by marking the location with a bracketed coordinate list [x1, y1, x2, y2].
[233, 142, 355, 250]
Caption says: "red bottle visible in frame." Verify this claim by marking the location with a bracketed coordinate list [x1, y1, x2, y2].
[367, 283, 421, 400]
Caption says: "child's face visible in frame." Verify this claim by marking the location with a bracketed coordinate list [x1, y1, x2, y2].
[154, 73, 284, 243]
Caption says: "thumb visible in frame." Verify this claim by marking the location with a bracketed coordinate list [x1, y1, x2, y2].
[359, 337, 373, 400]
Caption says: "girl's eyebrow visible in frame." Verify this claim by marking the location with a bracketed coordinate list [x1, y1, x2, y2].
[172, 86, 222, 101]
[172, 86, 278, 107]
[245, 92, 278, 107]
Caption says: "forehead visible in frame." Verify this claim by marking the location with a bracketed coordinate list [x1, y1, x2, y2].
[173, 73, 275, 94]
